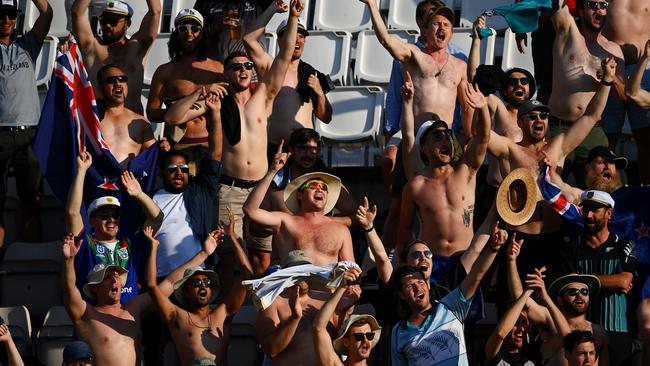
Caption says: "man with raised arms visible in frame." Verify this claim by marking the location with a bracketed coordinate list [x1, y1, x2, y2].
[71, 0, 161, 114]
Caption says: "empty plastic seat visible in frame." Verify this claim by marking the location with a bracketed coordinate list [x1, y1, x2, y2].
[24, 0, 69, 37]
[387, 0, 419, 29]
[260, 31, 278, 56]
[312, 0, 371, 32]
[128, 0, 164, 36]
[144, 33, 171, 85]
[450, 27, 496, 65]
[458, 0, 512, 31]
[228, 305, 262, 366]
[266, 0, 312, 33]
[34, 35, 58, 89]
[0, 306, 32, 356]
[501, 29, 535, 74]
[302, 30, 351, 85]
[354, 29, 418, 84]
[35, 306, 74, 366]
[316, 86, 384, 142]
[39, 195, 66, 242]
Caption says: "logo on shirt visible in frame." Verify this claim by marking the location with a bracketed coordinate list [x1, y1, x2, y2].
[96, 245, 106, 254]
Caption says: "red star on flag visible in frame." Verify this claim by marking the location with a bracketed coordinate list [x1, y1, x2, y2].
[635, 222, 649, 240]
[97, 177, 119, 190]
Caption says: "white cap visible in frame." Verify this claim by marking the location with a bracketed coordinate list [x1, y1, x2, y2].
[102, 0, 133, 17]
[580, 190, 615, 209]
[415, 119, 450, 148]
[174, 8, 204, 28]
[277, 17, 309, 36]
[88, 196, 121, 214]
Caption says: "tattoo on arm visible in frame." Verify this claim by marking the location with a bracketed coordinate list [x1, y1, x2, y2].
[463, 204, 475, 227]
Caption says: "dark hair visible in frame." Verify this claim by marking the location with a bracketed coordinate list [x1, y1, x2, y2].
[96, 63, 123, 84]
[289, 128, 321, 149]
[398, 240, 430, 263]
[415, 0, 447, 22]
[159, 150, 190, 171]
[391, 265, 426, 293]
[563, 331, 595, 353]
[223, 50, 250, 68]
[168, 28, 209, 62]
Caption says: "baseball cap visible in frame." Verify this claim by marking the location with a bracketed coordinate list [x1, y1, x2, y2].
[587, 146, 628, 170]
[580, 190, 615, 209]
[0, 0, 19, 11]
[431, 6, 454, 24]
[88, 196, 121, 215]
[517, 99, 551, 118]
[174, 9, 204, 28]
[102, 0, 133, 18]
[277, 17, 309, 37]
[415, 119, 450, 147]
[63, 341, 94, 362]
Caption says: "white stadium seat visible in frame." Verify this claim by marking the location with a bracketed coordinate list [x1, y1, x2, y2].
[354, 29, 418, 84]
[260, 31, 278, 56]
[127, 0, 164, 36]
[34, 35, 58, 88]
[459, 0, 511, 31]
[35, 306, 74, 366]
[25, 0, 69, 37]
[302, 30, 351, 85]
[387, 0, 419, 30]
[501, 29, 535, 74]
[312, 0, 371, 32]
[144, 33, 171, 85]
[266, 0, 312, 33]
[0, 306, 32, 356]
[450, 27, 496, 65]
[316, 86, 383, 142]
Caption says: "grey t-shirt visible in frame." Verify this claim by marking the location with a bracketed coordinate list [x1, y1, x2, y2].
[0, 31, 42, 126]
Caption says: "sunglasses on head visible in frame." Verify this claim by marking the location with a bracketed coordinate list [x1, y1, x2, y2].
[565, 287, 590, 296]
[227, 61, 254, 71]
[350, 332, 375, 341]
[93, 210, 121, 220]
[102, 75, 128, 84]
[507, 77, 529, 86]
[177, 24, 202, 34]
[99, 16, 125, 27]
[409, 250, 433, 260]
[526, 111, 549, 120]
[0, 11, 18, 21]
[167, 164, 190, 174]
[585, 1, 608, 10]
[299, 180, 328, 192]
[190, 278, 212, 287]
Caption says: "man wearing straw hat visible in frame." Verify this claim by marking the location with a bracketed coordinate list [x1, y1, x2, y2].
[244, 143, 354, 266]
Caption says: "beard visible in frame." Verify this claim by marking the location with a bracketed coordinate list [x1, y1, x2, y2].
[585, 170, 623, 192]
[101, 29, 125, 45]
[564, 302, 589, 316]
[584, 218, 606, 234]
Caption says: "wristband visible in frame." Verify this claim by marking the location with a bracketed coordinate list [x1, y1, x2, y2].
[601, 79, 614, 86]
[363, 225, 374, 233]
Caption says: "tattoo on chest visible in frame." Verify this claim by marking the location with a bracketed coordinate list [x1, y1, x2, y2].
[462, 205, 475, 227]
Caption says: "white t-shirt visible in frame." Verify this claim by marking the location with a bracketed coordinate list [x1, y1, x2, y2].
[153, 189, 202, 276]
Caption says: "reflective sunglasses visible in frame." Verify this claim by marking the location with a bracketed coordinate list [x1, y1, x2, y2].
[0, 11, 18, 21]
[167, 164, 190, 174]
[507, 77, 529, 86]
[294, 144, 320, 154]
[299, 180, 328, 192]
[430, 129, 452, 141]
[351, 332, 376, 341]
[93, 210, 121, 220]
[190, 278, 212, 287]
[177, 24, 202, 34]
[409, 250, 433, 260]
[526, 111, 549, 120]
[565, 288, 590, 296]
[585, 1, 608, 10]
[227, 61, 254, 71]
[102, 75, 128, 84]
[99, 16, 125, 27]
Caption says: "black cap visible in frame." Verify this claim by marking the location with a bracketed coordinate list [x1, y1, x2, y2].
[587, 146, 628, 170]
[517, 99, 551, 118]
[63, 341, 93, 362]
[0, 0, 19, 11]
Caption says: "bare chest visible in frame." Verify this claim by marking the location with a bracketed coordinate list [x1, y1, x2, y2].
[281, 219, 342, 258]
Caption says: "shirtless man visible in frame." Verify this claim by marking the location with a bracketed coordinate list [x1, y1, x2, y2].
[396, 73, 490, 265]
[359, 0, 472, 132]
[548, 0, 625, 186]
[60, 225, 220, 366]
[147, 9, 224, 175]
[96, 64, 155, 166]
[244, 143, 354, 266]
[146, 214, 253, 366]
[243, 0, 332, 154]
[71, 0, 160, 114]
[625, 39, 650, 184]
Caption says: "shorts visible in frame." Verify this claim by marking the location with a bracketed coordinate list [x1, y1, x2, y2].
[0, 127, 42, 201]
[217, 183, 253, 253]
[549, 118, 608, 163]
[430, 254, 461, 284]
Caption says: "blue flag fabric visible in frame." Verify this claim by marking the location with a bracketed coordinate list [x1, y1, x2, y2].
[479, 0, 553, 38]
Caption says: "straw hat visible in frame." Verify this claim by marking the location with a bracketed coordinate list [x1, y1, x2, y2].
[332, 314, 382, 355]
[548, 274, 600, 299]
[284, 172, 341, 215]
[173, 267, 219, 308]
[83, 263, 128, 300]
[496, 168, 537, 226]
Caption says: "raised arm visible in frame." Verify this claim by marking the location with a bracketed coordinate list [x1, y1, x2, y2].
[30, 0, 53, 44]
[204, 88, 226, 161]
[143, 226, 177, 322]
[359, 0, 412, 62]
[257, 285, 303, 357]
[313, 269, 360, 366]
[400, 70, 422, 179]
[487, 130, 512, 160]
[463, 82, 491, 171]
[460, 220, 507, 299]
[130, 0, 162, 49]
[626, 40, 650, 109]
[551, 0, 574, 35]
[357, 197, 392, 284]
[221, 208, 254, 315]
[0, 324, 24, 366]
[164, 84, 227, 125]
[308, 73, 333, 123]
[120, 171, 163, 231]
[65, 152, 92, 235]
[467, 16, 486, 82]
[242, 0, 285, 77]
[71, 0, 96, 52]
[61, 233, 88, 322]
[243, 143, 291, 230]
[485, 289, 534, 360]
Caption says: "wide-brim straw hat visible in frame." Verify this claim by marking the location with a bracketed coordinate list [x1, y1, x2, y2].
[284, 172, 341, 215]
[173, 267, 220, 308]
[332, 314, 382, 355]
[496, 168, 537, 226]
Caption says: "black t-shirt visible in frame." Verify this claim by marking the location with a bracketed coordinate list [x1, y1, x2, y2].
[487, 349, 538, 366]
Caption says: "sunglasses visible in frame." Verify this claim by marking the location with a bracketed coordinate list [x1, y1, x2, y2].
[167, 164, 190, 174]
[177, 24, 202, 34]
[99, 16, 125, 27]
[190, 278, 212, 287]
[294, 145, 320, 154]
[299, 180, 328, 192]
[409, 250, 433, 260]
[507, 77, 529, 86]
[350, 332, 376, 341]
[227, 61, 254, 71]
[102, 75, 128, 84]
[0, 11, 18, 21]
[585, 1, 608, 10]
[93, 210, 121, 220]
[565, 288, 590, 296]
[526, 111, 549, 120]
[429, 129, 452, 141]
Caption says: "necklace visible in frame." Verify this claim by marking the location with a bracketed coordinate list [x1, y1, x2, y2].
[187, 310, 212, 331]
[434, 53, 449, 77]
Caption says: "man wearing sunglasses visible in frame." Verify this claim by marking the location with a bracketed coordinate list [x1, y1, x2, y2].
[95, 64, 155, 166]
[147, 9, 225, 174]
[0, 0, 51, 248]
[71, 0, 161, 114]
[243, 0, 333, 159]
[548, 0, 625, 188]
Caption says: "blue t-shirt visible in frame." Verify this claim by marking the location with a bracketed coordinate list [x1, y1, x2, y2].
[391, 287, 472, 366]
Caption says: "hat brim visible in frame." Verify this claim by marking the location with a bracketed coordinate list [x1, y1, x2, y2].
[175, 15, 204, 27]
[333, 314, 382, 355]
[83, 265, 128, 300]
[548, 274, 600, 299]
[173, 268, 220, 308]
[518, 104, 550, 118]
[284, 172, 341, 215]
[496, 168, 538, 226]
